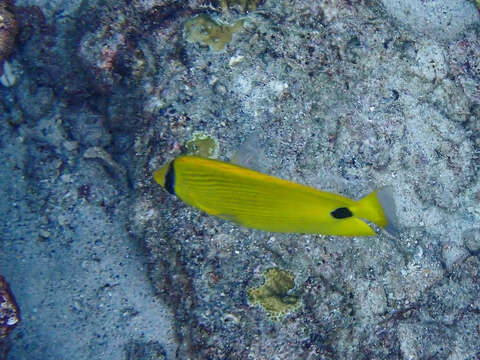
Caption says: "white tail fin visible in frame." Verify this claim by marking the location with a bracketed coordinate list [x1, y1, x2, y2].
[376, 186, 399, 236]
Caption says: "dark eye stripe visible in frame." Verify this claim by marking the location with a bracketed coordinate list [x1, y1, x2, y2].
[165, 161, 176, 195]
[330, 207, 353, 219]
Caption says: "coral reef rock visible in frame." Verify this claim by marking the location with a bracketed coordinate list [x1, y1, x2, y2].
[0, 275, 20, 339]
[0, 0, 17, 70]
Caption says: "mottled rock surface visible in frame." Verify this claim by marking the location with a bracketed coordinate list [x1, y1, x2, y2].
[1, 0, 479, 359]
[132, 0, 480, 358]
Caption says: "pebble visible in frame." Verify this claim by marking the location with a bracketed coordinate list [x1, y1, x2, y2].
[463, 228, 480, 253]
[0, 61, 15, 87]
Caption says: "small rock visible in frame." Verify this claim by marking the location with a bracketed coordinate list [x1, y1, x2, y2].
[442, 242, 469, 271]
[411, 41, 447, 82]
[62, 140, 79, 152]
[84, 146, 127, 178]
[229, 54, 244, 67]
[39, 229, 51, 239]
[403, 248, 445, 301]
[65, 111, 112, 147]
[33, 117, 66, 147]
[357, 281, 387, 317]
[463, 228, 480, 253]
[17, 83, 54, 120]
[0, 61, 15, 87]
[6, 106, 24, 126]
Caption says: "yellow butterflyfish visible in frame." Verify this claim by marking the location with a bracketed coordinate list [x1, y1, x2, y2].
[153, 156, 397, 236]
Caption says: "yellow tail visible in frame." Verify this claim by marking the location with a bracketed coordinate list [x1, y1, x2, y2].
[353, 186, 398, 235]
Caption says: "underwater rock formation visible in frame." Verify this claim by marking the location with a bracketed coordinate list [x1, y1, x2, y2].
[0, 0, 17, 71]
[0, 275, 20, 339]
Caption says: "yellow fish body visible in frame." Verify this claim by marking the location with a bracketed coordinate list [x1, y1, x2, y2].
[154, 156, 395, 236]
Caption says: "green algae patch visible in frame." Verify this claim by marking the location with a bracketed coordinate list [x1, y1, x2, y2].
[184, 14, 245, 52]
[247, 267, 300, 320]
[184, 132, 219, 158]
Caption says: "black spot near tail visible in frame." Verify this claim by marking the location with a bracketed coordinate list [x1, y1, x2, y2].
[165, 161, 176, 195]
[331, 207, 353, 219]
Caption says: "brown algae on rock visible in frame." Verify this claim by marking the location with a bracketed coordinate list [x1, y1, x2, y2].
[0, 0, 18, 69]
[247, 267, 300, 320]
[184, 132, 219, 158]
[183, 14, 244, 52]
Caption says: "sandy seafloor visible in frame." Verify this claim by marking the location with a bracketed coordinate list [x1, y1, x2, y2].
[1, 0, 480, 359]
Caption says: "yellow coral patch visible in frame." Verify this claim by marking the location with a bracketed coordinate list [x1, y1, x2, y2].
[247, 267, 300, 320]
[184, 14, 244, 52]
[184, 132, 219, 158]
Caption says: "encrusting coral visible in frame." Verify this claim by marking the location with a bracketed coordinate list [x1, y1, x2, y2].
[247, 267, 300, 320]
[184, 132, 219, 158]
[184, 14, 244, 52]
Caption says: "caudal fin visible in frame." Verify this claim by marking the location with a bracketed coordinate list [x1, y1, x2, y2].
[354, 186, 398, 235]
[376, 186, 398, 235]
